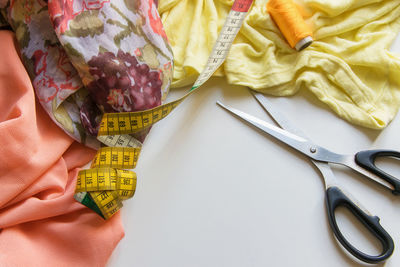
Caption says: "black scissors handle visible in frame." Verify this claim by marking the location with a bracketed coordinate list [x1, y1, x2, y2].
[326, 186, 394, 263]
[355, 150, 400, 195]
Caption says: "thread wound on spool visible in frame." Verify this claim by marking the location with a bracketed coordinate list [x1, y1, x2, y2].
[267, 0, 313, 51]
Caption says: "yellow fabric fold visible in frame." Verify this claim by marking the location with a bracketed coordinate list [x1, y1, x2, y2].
[158, 0, 400, 129]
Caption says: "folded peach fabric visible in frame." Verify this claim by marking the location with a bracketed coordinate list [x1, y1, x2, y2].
[0, 31, 123, 266]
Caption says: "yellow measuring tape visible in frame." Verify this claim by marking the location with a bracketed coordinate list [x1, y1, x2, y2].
[75, 134, 141, 219]
[75, 0, 254, 219]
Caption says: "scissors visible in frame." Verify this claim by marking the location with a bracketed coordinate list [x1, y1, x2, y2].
[217, 91, 400, 264]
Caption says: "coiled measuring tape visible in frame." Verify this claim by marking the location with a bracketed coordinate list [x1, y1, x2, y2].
[75, 0, 254, 219]
[75, 134, 142, 219]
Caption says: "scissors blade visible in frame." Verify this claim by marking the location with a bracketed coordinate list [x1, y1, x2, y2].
[251, 91, 394, 191]
[250, 92, 341, 187]
[216, 101, 330, 161]
[252, 92, 308, 140]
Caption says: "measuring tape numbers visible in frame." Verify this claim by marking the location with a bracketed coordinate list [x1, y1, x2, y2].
[74, 134, 141, 219]
[75, 0, 254, 219]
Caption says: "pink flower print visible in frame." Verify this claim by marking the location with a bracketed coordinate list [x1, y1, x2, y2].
[81, 0, 111, 10]
[134, 48, 142, 57]
[147, 0, 168, 40]
[32, 47, 81, 104]
[48, 0, 75, 34]
[33, 50, 58, 103]
[48, 0, 110, 34]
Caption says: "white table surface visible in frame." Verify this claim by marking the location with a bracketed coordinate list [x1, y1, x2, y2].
[108, 41, 400, 267]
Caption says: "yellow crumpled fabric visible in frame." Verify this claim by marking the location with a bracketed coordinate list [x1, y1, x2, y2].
[158, 0, 400, 129]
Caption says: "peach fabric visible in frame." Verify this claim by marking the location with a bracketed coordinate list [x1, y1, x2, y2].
[0, 31, 124, 266]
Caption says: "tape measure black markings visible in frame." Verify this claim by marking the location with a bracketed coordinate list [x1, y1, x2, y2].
[98, 99, 183, 136]
[91, 147, 141, 169]
[91, 190, 123, 219]
[75, 134, 142, 219]
[74, 135, 140, 219]
[97, 134, 143, 148]
[75, 168, 137, 219]
[76, 168, 137, 198]
[75, 0, 254, 219]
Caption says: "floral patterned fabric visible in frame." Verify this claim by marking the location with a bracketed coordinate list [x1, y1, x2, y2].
[0, 0, 173, 148]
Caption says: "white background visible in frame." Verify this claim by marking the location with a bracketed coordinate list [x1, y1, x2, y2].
[108, 39, 400, 267]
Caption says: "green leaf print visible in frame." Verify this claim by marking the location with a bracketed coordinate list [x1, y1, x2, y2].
[139, 44, 160, 69]
[15, 22, 30, 49]
[68, 10, 104, 38]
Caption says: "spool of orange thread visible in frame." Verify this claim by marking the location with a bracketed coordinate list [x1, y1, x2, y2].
[267, 0, 313, 51]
